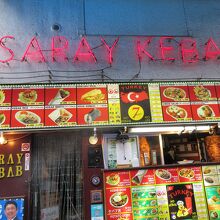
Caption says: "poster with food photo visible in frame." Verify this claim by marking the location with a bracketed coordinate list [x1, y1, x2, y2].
[12, 87, 44, 106]
[131, 186, 158, 219]
[188, 83, 217, 102]
[45, 85, 76, 105]
[0, 88, 12, 106]
[191, 102, 220, 121]
[155, 168, 179, 184]
[105, 187, 132, 215]
[167, 184, 198, 220]
[160, 84, 190, 102]
[205, 186, 220, 219]
[162, 103, 192, 122]
[45, 105, 77, 127]
[178, 167, 202, 183]
[11, 106, 44, 128]
[105, 171, 130, 188]
[0, 107, 11, 129]
[77, 105, 108, 125]
[119, 84, 151, 123]
[130, 169, 155, 186]
[77, 85, 107, 105]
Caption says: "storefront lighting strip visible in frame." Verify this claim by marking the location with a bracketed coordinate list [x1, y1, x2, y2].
[128, 125, 211, 134]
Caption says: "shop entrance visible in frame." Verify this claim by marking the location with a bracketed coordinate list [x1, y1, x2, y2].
[30, 132, 83, 220]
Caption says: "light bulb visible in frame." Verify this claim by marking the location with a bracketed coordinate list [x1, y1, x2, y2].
[0, 132, 7, 145]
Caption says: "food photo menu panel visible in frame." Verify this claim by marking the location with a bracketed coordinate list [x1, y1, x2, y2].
[0, 81, 219, 130]
[104, 166, 209, 220]
[202, 165, 220, 219]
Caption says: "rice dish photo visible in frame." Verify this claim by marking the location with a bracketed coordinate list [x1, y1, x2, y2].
[110, 192, 128, 208]
[163, 87, 186, 101]
[197, 105, 214, 119]
[166, 105, 187, 120]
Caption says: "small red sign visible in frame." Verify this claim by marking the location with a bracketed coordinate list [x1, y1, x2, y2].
[21, 143, 30, 152]
[178, 166, 202, 183]
[107, 213, 133, 220]
[105, 187, 132, 215]
[130, 169, 155, 186]
[155, 168, 179, 184]
[12, 87, 44, 106]
[45, 106, 77, 127]
[105, 171, 130, 188]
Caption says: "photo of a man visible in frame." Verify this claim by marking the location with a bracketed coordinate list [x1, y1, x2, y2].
[4, 201, 19, 220]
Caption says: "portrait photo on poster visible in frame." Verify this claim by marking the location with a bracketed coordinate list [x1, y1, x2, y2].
[0, 197, 24, 220]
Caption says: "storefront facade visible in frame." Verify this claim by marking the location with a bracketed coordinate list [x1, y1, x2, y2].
[1, 1, 220, 220]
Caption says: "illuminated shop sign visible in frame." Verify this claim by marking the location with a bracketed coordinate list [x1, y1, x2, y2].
[0, 81, 219, 131]
[0, 36, 220, 64]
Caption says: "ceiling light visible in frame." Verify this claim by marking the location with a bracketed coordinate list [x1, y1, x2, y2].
[89, 128, 98, 145]
[0, 132, 7, 145]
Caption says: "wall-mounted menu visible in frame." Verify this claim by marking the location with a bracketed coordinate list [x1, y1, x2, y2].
[203, 165, 220, 219]
[104, 165, 209, 220]
[0, 81, 219, 130]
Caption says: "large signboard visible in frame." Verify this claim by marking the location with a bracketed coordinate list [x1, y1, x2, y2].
[1, 81, 220, 130]
[103, 166, 210, 220]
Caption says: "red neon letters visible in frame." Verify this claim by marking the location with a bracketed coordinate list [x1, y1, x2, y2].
[21, 37, 46, 63]
[205, 38, 220, 60]
[73, 37, 97, 63]
[180, 39, 199, 63]
[100, 37, 119, 64]
[0, 35, 220, 65]
[160, 37, 175, 61]
[51, 36, 69, 62]
[137, 37, 155, 61]
[0, 36, 15, 63]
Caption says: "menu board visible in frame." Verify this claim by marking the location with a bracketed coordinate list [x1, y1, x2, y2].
[0, 81, 219, 130]
[104, 166, 209, 220]
[203, 165, 220, 219]
[77, 84, 109, 125]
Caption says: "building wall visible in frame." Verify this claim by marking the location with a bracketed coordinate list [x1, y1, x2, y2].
[0, 0, 219, 83]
